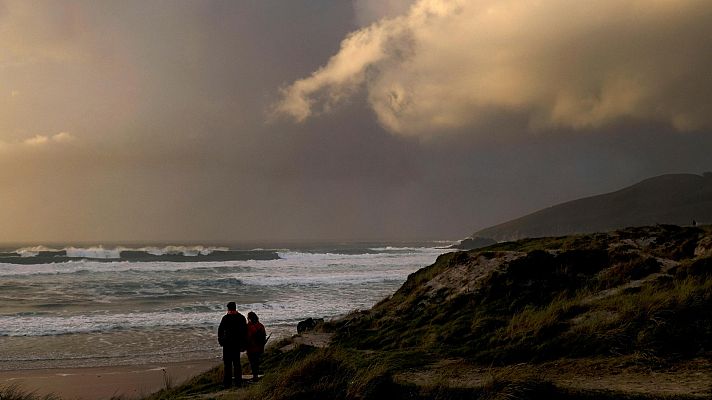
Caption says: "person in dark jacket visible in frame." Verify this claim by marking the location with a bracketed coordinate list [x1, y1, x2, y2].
[218, 302, 247, 388]
[246, 311, 267, 381]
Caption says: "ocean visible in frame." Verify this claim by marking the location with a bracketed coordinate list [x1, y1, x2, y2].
[0, 243, 450, 370]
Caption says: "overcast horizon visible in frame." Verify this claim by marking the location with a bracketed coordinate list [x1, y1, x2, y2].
[2, 0, 712, 244]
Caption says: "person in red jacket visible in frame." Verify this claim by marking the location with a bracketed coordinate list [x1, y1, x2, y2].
[246, 311, 267, 381]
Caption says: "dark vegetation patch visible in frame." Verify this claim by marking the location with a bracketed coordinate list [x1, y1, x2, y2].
[332, 225, 712, 364]
[141, 365, 224, 399]
[134, 347, 711, 400]
[254, 349, 354, 400]
[599, 253, 661, 288]
[676, 257, 712, 279]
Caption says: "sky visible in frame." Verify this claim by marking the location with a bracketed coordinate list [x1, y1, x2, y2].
[1, 0, 711, 244]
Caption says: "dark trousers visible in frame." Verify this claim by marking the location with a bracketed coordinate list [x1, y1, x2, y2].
[247, 352, 262, 379]
[223, 348, 242, 387]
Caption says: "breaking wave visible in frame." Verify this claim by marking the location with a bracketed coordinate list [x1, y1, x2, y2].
[15, 245, 57, 258]
[0, 245, 278, 264]
[0, 242, 452, 370]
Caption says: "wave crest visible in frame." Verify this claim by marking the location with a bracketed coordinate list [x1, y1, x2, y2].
[1, 245, 278, 265]
[12, 245, 230, 259]
[15, 245, 59, 258]
[142, 245, 229, 257]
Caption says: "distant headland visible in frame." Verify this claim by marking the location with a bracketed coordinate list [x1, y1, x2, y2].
[455, 173, 712, 247]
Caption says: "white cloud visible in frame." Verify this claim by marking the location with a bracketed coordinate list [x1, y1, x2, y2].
[51, 131, 75, 143]
[1, 132, 77, 149]
[23, 135, 49, 146]
[276, 0, 712, 136]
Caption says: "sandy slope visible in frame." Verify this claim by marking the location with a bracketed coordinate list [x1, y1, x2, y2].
[0, 360, 218, 400]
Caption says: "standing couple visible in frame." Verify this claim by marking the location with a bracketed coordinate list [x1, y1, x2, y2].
[218, 302, 267, 388]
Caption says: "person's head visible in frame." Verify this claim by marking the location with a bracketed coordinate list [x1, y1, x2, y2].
[226, 302, 236, 311]
[247, 311, 258, 323]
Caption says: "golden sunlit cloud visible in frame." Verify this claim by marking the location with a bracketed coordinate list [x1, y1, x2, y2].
[51, 131, 75, 143]
[0, 132, 77, 150]
[23, 135, 50, 146]
[276, 0, 712, 136]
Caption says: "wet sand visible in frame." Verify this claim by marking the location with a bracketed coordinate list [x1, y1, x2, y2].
[0, 359, 219, 400]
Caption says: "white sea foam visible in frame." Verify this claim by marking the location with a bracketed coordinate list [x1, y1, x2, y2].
[0, 311, 216, 336]
[239, 273, 403, 287]
[1, 244, 451, 368]
[142, 245, 229, 256]
[277, 248, 443, 264]
[0, 296, 381, 336]
[5, 262, 233, 277]
[65, 246, 123, 259]
[368, 246, 432, 251]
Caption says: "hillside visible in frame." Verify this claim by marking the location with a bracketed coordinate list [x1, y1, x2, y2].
[473, 173, 712, 242]
[335, 225, 712, 362]
[130, 224, 712, 400]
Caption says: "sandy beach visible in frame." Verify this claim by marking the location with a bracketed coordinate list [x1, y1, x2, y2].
[0, 359, 219, 400]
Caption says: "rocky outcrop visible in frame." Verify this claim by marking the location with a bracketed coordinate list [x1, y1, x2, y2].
[297, 317, 324, 334]
[448, 236, 496, 250]
[694, 235, 712, 258]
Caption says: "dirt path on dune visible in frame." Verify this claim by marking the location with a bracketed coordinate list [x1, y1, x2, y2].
[394, 357, 712, 398]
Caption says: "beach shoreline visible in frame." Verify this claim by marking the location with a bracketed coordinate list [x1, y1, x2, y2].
[0, 359, 219, 400]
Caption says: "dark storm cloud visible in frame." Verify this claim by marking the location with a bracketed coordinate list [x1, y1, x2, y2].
[1, 0, 711, 243]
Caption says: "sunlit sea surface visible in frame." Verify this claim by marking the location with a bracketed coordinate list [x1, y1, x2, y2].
[0, 243, 450, 370]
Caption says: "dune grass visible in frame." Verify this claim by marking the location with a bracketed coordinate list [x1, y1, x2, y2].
[0, 384, 60, 400]
[157, 347, 707, 400]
